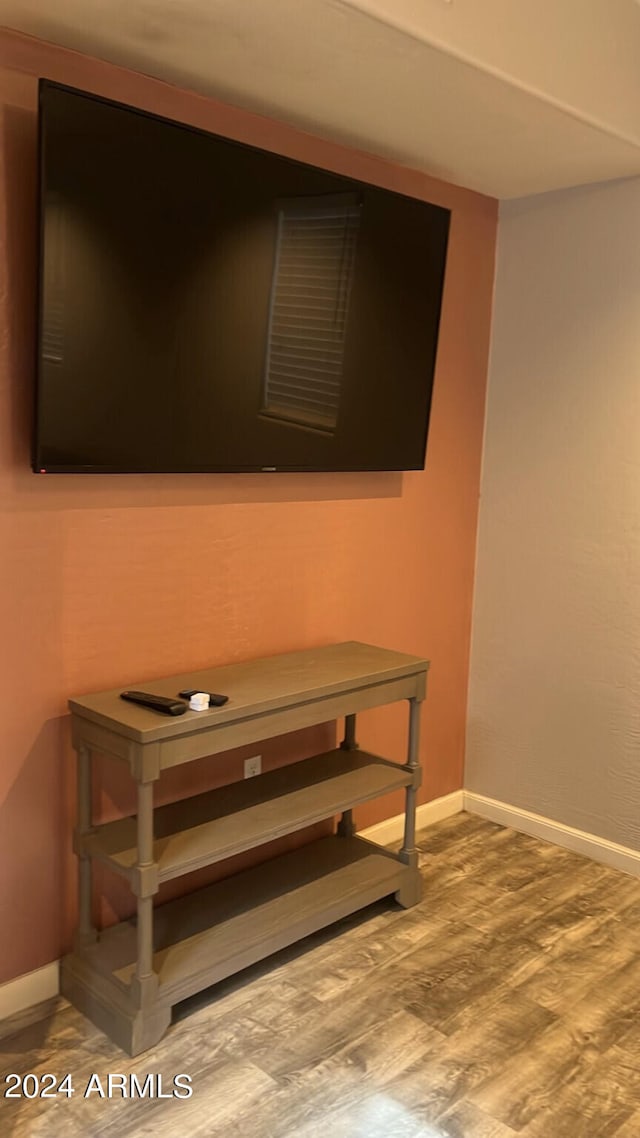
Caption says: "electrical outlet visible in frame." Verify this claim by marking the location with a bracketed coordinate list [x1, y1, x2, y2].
[244, 755, 262, 779]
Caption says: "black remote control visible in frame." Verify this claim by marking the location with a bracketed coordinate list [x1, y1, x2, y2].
[120, 691, 187, 716]
[178, 689, 229, 707]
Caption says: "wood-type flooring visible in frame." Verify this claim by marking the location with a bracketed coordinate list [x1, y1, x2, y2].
[3, 812, 640, 1137]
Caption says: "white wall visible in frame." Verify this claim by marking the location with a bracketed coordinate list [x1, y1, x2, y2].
[466, 176, 640, 847]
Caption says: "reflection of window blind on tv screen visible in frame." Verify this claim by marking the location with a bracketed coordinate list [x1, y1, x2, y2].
[41, 195, 65, 366]
[263, 195, 361, 434]
[34, 80, 451, 474]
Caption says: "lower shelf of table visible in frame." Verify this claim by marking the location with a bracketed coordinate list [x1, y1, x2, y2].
[62, 834, 419, 1031]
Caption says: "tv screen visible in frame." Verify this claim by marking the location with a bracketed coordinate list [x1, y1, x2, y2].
[34, 81, 450, 474]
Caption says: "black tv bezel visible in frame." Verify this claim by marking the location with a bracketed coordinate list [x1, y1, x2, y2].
[33, 79, 450, 476]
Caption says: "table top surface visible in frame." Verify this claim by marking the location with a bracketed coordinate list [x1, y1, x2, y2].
[69, 641, 429, 743]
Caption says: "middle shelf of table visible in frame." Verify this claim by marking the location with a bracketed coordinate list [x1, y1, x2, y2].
[79, 747, 413, 887]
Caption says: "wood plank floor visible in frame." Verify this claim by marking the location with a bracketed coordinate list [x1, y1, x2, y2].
[4, 812, 640, 1137]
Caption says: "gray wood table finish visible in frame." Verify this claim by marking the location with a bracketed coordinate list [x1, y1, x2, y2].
[63, 641, 428, 1055]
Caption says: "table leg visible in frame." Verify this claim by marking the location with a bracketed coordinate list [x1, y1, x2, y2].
[131, 780, 159, 1006]
[75, 745, 96, 948]
[337, 713, 358, 837]
[396, 697, 423, 907]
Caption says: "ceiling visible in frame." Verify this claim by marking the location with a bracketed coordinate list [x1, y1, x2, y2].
[0, 0, 639, 198]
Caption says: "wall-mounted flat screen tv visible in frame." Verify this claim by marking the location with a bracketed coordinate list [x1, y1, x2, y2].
[33, 81, 450, 474]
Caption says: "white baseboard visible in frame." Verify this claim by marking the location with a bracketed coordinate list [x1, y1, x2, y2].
[360, 789, 464, 846]
[0, 961, 60, 1023]
[464, 791, 640, 878]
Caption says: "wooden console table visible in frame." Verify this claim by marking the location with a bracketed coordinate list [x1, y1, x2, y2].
[62, 641, 428, 1055]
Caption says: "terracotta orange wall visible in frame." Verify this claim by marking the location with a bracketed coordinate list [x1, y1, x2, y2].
[0, 29, 497, 985]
